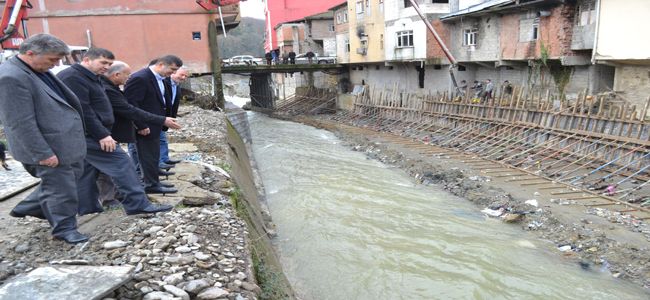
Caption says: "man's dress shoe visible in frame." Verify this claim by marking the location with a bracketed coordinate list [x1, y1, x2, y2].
[126, 203, 173, 215]
[159, 162, 175, 169]
[144, 186, 178, 195]
[159, 181, 175, 188]
[10, 209, 46, 220]
[165, 159, 182, 164]
[54, 231, 89, 244]
[158, 169, 175, 180]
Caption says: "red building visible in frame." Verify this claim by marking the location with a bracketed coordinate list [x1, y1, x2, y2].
[23, 0, 240, 73]
[263, 0, 342, 52]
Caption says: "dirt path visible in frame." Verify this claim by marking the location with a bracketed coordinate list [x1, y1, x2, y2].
[296, 116, 650, 291]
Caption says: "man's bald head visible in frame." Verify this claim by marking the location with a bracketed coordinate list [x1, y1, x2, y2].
[171, 68, 190, 84]
[105, 61, 132, 86]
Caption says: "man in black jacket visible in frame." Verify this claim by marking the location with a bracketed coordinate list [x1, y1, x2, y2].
[98, 61, 181, 206]
[57, 48, 173, 216]
[125, 55, 183, 194]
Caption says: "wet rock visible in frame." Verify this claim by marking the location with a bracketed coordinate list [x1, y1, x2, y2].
[103, 240, 129, 250]
[163, 285, 191, 300]
[184, 278, 211, 294]
[197, 287, 229, 299]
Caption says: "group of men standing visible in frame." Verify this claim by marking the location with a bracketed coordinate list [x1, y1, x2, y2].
[0, 34, 189, 244]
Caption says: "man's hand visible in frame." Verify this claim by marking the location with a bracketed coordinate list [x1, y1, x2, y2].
[39, 155, 59, 168]
[137, 128, 150, 136]
[99, 136, 117, 152]
[163, 117, 181, 130]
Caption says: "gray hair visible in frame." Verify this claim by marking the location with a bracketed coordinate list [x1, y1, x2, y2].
[19, 34, 70, 55]
[106, 61, 129, 76]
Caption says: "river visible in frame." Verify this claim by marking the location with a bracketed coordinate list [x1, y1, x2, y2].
[247, 112, 648, 299]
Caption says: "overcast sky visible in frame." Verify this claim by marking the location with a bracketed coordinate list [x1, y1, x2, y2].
[240, 0, 265, 19]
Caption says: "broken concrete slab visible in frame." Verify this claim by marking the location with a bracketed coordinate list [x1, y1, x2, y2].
[0, 265, 133, 300]
[168, 143, 198, 153]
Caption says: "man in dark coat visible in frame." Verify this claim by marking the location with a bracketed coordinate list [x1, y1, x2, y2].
[57, 48, 173, 216]
[125, 55, 182, 194]
[0, 34, 88, 244]
[98, 61, 181, 206]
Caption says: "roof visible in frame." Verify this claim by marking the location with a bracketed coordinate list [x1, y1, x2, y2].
[327, 1, 348, 11]
[304, 11, 334, 20]
[441, 0, 514, 20]
[440, 0, 564, 21]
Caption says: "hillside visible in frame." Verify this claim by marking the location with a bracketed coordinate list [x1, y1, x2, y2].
[218, 17, 265, 58]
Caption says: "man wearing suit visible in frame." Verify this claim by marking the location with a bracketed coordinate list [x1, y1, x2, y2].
[125, 55, 182, 194]
[97, 61, 181, 205]
[57, 48, 173, 216]
[159, 67, 189, 168]
[0, 34, 88, 244]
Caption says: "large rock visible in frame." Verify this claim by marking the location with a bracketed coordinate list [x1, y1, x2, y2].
[184, 279, 211, 294]
[163, 285, 190, 300]
[143, 291, 176, 300]
[0, 265, 133, 300]
[197, 287, 229, 299]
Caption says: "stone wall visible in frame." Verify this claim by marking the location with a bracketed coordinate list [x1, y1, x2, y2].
[614, 65, 650, 118]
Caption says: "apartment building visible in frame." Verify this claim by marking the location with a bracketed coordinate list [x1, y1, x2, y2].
[331, 2, 351, 63]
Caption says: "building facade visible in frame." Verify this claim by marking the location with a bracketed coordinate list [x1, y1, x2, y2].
[347, 0, 386, 64]
[263, 0, 343, 52]
[332, 2, 351, 63]
[26, 0, 240, 73]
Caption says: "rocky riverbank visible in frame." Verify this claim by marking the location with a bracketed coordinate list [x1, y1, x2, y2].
[295, 115, 650, 292]
[0, 105, 263, 299]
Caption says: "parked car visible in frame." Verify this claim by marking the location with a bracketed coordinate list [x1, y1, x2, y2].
[295, 52, 336, 64]
[51, 45, 89, 74]
[222, 55, 262, 66]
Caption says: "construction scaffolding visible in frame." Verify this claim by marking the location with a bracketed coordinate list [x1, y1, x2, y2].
[286, 84, 650, 218]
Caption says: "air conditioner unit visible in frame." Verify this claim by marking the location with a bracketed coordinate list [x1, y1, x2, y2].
[356, 48, 367, 55]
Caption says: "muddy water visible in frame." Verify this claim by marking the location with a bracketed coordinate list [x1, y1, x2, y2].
[247, 112, 648, 300]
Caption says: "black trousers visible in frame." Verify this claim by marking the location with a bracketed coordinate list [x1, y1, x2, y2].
[13, 161, 83, 237]
[135, 135, 161, 188]
[77, 138, 151, 215]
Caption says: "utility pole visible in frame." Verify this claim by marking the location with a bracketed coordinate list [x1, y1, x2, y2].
[208, 20, 225, 110]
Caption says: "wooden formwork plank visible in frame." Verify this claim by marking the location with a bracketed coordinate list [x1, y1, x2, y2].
[505, 176, 541, 182]
[520, 181, 552, 186]
[551, 190, 584, 195]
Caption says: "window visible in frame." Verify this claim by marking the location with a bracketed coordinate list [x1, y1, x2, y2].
[432, 0, 449, 3]
[380, 34, 384, 50]
[336, 13, 342, 24]
[463, 28, 477, 46]
[404, 0, 411, 8]
[532, 18, 539, 40]
[366, 0, 371, 16]
[343, 12, 348, 23]
[329, 24, 335, 32]
[356, 1, 364, 14]
[380, 0, 384, 13]
[396, 30, 414, 48]
[346, 39, 350, 52]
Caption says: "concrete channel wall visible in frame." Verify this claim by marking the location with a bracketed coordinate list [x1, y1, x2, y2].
[225, 104, 295, 299]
